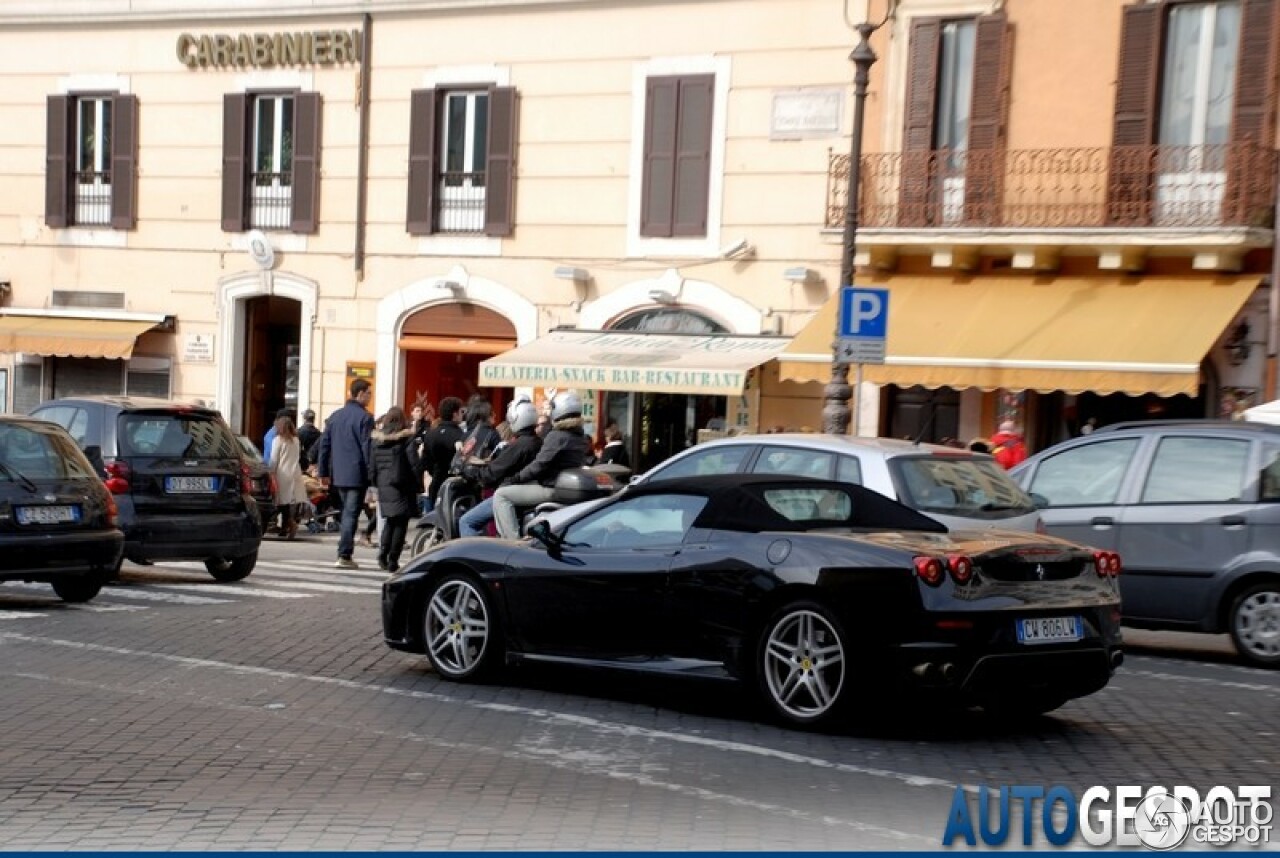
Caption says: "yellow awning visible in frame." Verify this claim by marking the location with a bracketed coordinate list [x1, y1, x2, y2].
[777, 274, 1261, 396]
[0, 316, 157, 359]
[479, 329, 791, 395]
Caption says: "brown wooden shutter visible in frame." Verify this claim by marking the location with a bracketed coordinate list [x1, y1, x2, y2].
[290, 92, 321, 234]
[672, 75, 713, 238]
[640, 76, 679, 237]
[221, 93, 248, 232]
[110, 94, 138, 230]
[484, 86, 518, 237]
[1106, 3, 1163, 225]
[406, 88, 438, 235]
[45, 95, 73, 228]
[1225, 0, 1279, 224]
[963, 13, 1009, 225]
[899, 18, 940, 226]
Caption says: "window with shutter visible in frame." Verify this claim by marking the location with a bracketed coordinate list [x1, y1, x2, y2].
[899, 18, 941, 227]
[110, 94, 138, 230]
[47, 93, 138, 230]
[406, 89, 438, 236]
[290, 92, 321, 234]
[45, 95, 73, 228]
[221, 92, 249, 232]
[641, 74, 713, 238]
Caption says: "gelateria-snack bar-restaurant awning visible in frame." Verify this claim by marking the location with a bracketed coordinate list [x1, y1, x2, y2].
[478, 329, 792, 396]
[777, 274, 1261, 396]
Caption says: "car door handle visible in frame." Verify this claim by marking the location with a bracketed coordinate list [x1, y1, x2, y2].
[1221, 515, 1246, 527]
[1090, 516, 1114, 527]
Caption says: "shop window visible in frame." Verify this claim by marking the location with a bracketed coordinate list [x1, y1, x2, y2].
[27, 356, 172, 404]
[45, 92, 138, 229]
[406, 86, 517, 237]
[222, 90, 321, 233]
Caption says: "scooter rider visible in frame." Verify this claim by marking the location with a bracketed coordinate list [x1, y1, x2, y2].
[492, 390, 587, 539]
[456, 398, 543, 538]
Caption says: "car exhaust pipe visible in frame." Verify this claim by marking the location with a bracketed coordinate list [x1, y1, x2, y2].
[911, 662, 939, 681]
[940, 662, 957, 683]
[1110, 650, 1124, 670]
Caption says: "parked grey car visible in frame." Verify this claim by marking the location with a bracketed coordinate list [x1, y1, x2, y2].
[542, 434, 1043, 535]
[1010, 420, 1280, 667]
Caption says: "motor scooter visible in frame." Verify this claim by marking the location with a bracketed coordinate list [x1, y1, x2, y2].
[409, 472, 482, 556]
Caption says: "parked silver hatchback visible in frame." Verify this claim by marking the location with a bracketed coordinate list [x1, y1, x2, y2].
[639, 434, 1044, 534]
[1010, 420, 1280, 667]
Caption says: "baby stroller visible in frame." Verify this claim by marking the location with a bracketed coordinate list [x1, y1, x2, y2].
[303, 474, 342, 533]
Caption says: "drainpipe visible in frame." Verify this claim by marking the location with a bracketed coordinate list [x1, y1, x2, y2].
[354, 14, 372, 282]
[1268, 152, 1280, 402]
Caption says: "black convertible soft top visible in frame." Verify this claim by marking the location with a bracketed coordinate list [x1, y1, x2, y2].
[625, 473, 948, 534]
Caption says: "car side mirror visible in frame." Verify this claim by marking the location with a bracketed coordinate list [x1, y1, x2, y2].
[526, 519, 562, 555]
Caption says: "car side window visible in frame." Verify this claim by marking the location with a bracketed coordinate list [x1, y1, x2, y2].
[752, 445, 834, 479]
[647, 446, 750, 481]
[32, 406, 89, 447]
[1028, 438, 1140, 506]
[1141, 436, 1250, 503]
[564, 494, 708, 550]
[1261, 444, 1280, 501]
[836, 455, 863, 485]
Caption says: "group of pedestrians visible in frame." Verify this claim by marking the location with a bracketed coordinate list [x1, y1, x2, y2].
[304, 380, 591, 572]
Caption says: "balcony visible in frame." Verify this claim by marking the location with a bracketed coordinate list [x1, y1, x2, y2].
[825, 143, 1277, 272]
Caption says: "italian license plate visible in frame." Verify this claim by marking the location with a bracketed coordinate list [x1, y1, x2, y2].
[1016, 615, 1082, 645]
[165, 475, 217, 494]
[16, 505, 80, 525]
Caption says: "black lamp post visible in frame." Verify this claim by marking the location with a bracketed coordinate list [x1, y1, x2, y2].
[822, 17, 885, 435]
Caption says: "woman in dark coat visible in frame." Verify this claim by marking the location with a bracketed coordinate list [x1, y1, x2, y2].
[367, 407, 420, 572]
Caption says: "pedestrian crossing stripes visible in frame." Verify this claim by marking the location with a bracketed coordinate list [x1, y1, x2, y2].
[0, 558, 384, 619]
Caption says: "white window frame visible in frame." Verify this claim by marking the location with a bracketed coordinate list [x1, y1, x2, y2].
[438, 90, 489, 234]
[935, 19, 976, 225]
[250, 93, 294, 230]
[74, 95, 111, 227]
[56, 73, 129, 248]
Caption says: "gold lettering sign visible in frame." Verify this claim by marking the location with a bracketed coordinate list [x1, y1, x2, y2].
[177, 30, 362, 69]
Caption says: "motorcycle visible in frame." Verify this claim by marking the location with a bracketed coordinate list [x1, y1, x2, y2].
[409, 464, 630, 557]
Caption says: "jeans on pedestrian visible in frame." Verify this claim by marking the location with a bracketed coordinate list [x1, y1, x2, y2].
[379, 512, 411, 571]
[336, 486, 365, 559]
[459, 495, 495, 538]
[492, 483, 556, 539]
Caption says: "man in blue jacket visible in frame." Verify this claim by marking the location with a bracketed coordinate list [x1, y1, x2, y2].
[316, 378, 375, 569]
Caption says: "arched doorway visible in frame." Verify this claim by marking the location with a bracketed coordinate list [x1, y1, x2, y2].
[399, 302, 517, 414]
[604, 308, 728, 472]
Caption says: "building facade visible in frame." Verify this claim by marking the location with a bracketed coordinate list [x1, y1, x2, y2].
[0, 0, 1275, 463]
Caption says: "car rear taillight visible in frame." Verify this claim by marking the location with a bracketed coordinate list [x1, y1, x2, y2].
[946, 554, 974, 584]
[269, 474, 278, 496]
[913, 556, 945, 587]
[1093, 550, 1122, 577]
[103, 460, 130, 495]
[240, 463, 254, 495]
[104, 493, 119, 527]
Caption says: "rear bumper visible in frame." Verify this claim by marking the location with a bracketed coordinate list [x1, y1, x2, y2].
[0, 530, 124, 580]
[122, 510, 262, 562]
[888, 640, 1120, 703]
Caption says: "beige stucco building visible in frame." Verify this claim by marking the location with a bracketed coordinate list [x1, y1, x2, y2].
[0, 0, 1276, 465]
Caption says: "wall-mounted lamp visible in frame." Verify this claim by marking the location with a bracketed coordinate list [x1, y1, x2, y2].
[782, 267, 818, 284]
[554, 266, 591, 283]
[648, 288, 679, 305]
[436, 280, 466, 298]
[721, 238, 754, 260]
[1225, 319, 1255, 366]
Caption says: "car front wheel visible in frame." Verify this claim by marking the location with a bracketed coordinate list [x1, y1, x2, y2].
[757, 600, 850, 728]
[423, 573, 501, 681]
[51, 573, 104, 603]
[205, 551, 257, 582]
[1229, 582, 1280, 668]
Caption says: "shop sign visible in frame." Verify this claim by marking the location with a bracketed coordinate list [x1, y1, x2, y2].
[177, 30, 362, 69]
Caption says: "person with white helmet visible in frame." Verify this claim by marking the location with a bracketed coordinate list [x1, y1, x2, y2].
[492, 390, 588, 539]
[456, 397, 544, 538]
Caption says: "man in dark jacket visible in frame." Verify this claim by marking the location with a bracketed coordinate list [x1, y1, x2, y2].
[422, 396, 466, 508]
[492, 391, 587, 539]
[297, 408, 321, 467]
[457, 399, 543, 537]
[316, 378, 375, 569]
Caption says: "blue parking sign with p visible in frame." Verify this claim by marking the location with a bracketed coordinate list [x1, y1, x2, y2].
[838, 287, 888, 338]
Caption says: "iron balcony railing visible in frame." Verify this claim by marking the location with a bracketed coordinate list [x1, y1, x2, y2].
[436, 169, 487, 234]
[73, 169, 111, 226]
[826, 142, 1278, 231]
[250, 170, 293, 231]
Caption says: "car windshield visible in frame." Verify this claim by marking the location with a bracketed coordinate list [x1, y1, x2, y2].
[891, 455, 1035, 516]
[0, 422, 95, 480]
[119, 414, 238, 458]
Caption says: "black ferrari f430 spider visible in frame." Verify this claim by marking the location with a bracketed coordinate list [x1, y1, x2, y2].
[382, 474, 1123, 728]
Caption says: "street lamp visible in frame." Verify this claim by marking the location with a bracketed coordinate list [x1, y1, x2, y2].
[822, 4, 895, 435]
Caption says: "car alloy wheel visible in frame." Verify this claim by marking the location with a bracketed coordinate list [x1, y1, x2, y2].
[1229, 583, 1280, 667]
[424, 574, 498, 680]
[759, 602, 848, 726]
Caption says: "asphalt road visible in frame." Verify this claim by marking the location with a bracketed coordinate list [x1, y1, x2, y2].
[0, 531, 1276, 850]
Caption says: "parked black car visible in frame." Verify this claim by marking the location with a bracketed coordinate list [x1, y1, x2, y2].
[236, 436, 278, 536]
[0, 415, 123, 602]
[29, 396, 262, 581]
[383, 474, 1123, 728]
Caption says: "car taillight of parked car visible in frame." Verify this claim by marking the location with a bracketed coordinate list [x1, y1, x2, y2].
[915, 554, 975, 587]
[104, 492, 119, 527]
[1093, 550, 1122, 578]
[268, 474, 278, 496]
[103, 460, 130, 495]
[240, 463, 254, 495]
